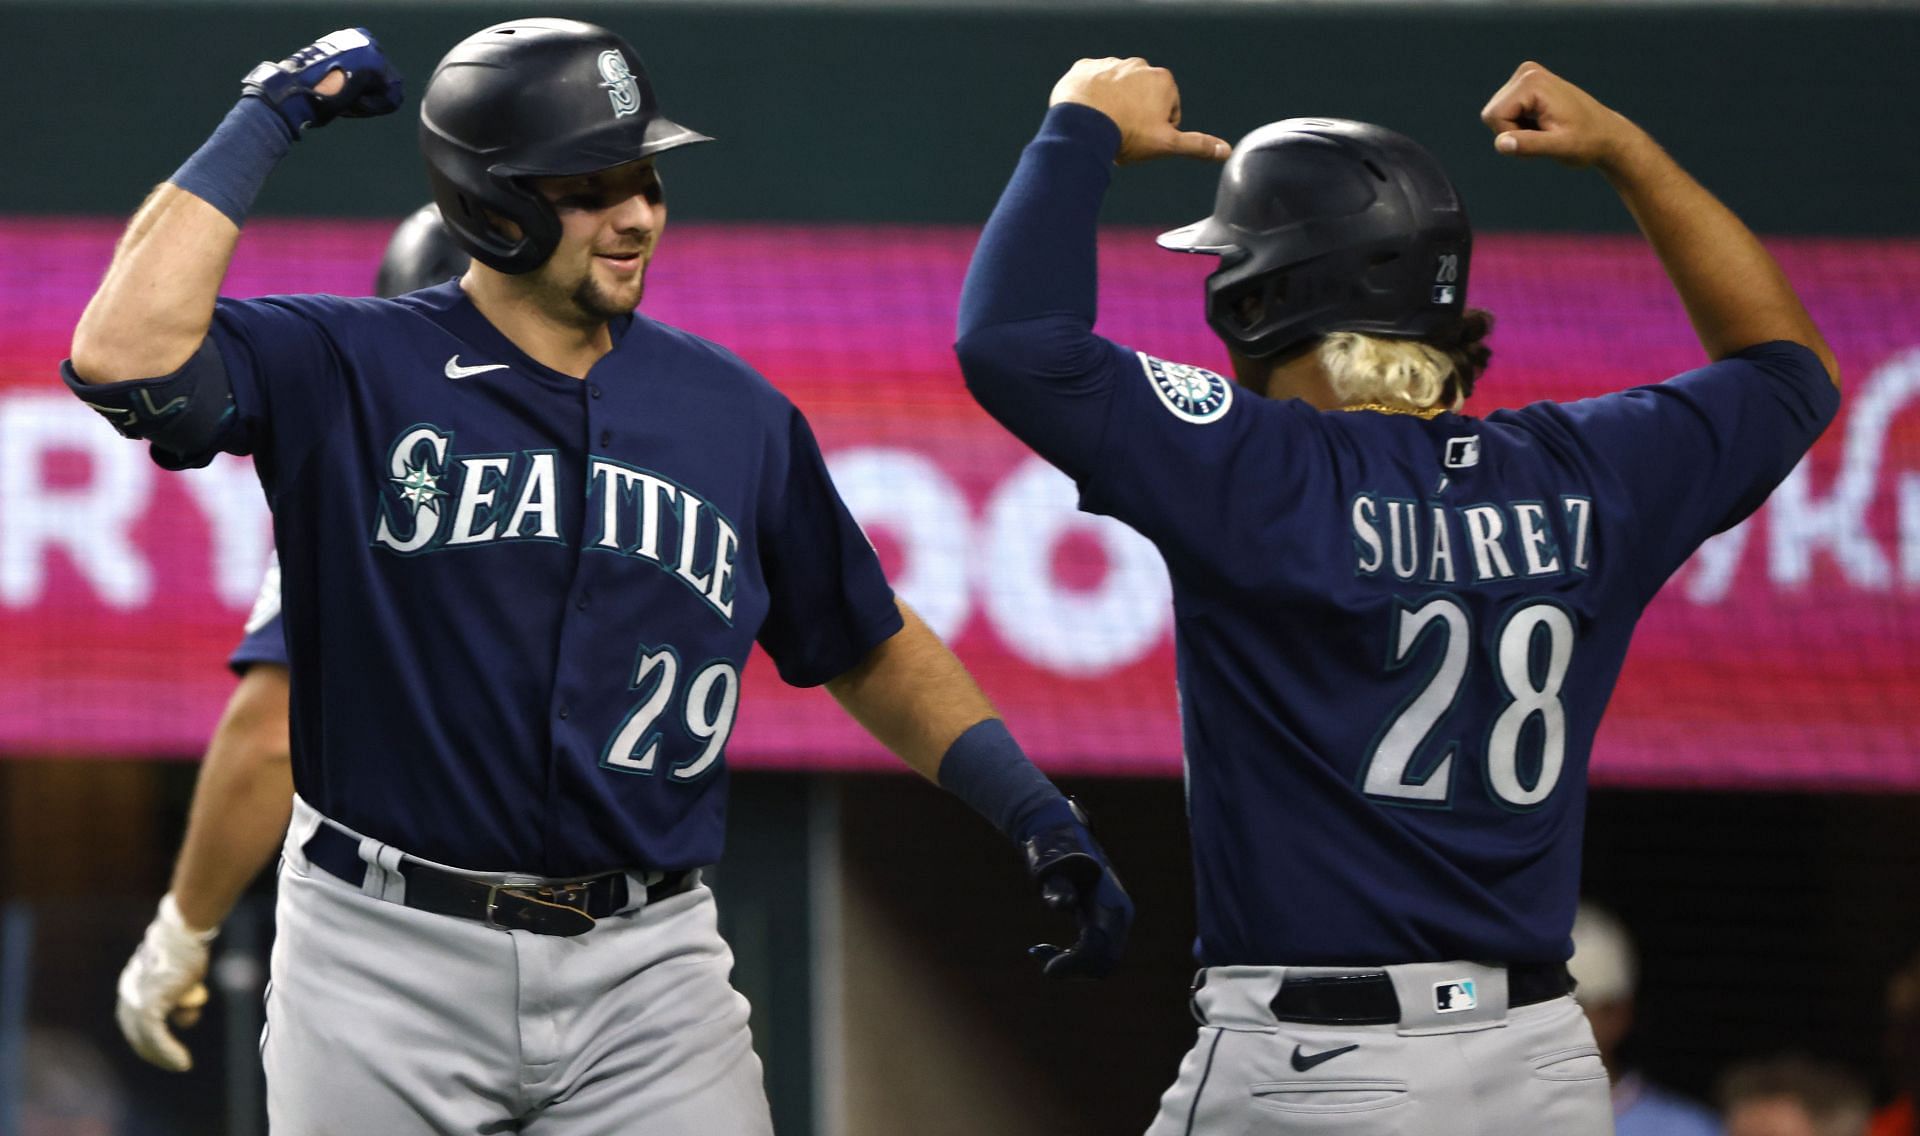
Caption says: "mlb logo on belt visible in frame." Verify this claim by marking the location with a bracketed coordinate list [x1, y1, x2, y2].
[1434, 979, 1478, 1013]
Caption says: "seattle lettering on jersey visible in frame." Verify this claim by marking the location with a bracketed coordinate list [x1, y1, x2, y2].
[1350, 492, 1594, 584]
[371, 425, 739, 621]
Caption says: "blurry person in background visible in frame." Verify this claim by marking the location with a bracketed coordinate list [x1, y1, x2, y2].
[1571, 902, 1723, 1136]
[1719, 1055, 1872, 1136]
[1870, 950, 1920, 1136]
[20, 1028, 127, 1136]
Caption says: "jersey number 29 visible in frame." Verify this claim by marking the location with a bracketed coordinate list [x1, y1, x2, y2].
[1361, 596, 1573, 809]
[601, 646, 741, 781]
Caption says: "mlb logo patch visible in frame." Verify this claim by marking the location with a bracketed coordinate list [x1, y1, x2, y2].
[1444, 436, 1480, 469]
[1434, 979, 1478, 1013]
[1137, 352, 1233, 425]
[1432, 285, 1457, 305]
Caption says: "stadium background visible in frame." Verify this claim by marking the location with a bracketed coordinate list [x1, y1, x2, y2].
[1, 2, 1917, 1133]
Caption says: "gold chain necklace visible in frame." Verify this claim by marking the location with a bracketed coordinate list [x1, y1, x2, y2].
[1338, 401, 1446, 420]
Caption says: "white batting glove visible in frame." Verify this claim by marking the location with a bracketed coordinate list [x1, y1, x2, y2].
[115, 894, 218, 1072]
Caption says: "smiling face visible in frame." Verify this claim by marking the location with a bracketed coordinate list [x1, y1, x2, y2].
[519, 159, 667, 327]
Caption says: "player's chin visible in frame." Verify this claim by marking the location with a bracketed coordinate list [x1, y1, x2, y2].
[574, 268, 647, 319]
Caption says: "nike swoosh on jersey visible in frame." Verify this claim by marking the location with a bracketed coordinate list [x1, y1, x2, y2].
[445, 356, 510, 380]
[1290, 1043, 1359, 1072]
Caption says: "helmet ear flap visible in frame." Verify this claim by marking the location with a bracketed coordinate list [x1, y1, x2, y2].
[500, 178, 563, 272]
[1218, 275, 1284, 338]
[1208, 267, 1297, 357]
[426, 170, 563, 276]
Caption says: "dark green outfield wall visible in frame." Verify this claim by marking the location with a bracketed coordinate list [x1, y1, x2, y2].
[5, 4, 1917, 232]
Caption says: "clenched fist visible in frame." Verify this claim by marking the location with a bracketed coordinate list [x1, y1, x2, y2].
[1049, 57, 1230, 166]
[1479, 62, 1647, 171]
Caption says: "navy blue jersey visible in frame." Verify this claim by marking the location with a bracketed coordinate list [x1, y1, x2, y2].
[227, 553, 288, 674]
[165, 281, 897, 876]
[958, 105, 1838, 967]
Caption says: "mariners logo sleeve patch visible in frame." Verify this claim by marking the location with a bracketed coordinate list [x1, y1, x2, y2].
[1137, 352, 1234, 424]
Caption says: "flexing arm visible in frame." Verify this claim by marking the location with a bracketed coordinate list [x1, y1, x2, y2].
[956, 59, 1225, 346]
[70, 187, 249, 383]
[1481, 62, 1839, 389]
[955, 59, 1228, 479]
[826, 600, 1133, 978]
[116, 664, 293, 1072]
[68, 29, 398, 386]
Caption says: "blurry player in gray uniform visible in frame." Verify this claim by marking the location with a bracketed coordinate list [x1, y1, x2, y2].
[113, 204, 471, 1072]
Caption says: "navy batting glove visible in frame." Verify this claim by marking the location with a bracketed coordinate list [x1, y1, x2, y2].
[242, 28, 403, 137]
[1018, 797, 1133, 980]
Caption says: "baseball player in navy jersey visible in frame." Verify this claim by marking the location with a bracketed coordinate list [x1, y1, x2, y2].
[112, 206, 468, 1074]
[956, 57, 1839, 1135]
[69, 20, 1130, 1133]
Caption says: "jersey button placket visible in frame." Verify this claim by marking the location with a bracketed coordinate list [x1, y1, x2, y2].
[585, 380, 612, 452]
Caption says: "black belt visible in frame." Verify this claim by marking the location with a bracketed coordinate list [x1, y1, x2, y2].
[1266, 962, 1574, 1026]
[302, 822, 694, 938]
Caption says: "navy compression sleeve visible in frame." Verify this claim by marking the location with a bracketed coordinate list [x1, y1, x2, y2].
[956, 102, 1118, 337]
[937, 718, 1066, 840]
[955, 103, 1129, 481]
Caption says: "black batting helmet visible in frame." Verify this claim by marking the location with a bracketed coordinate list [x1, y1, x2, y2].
[1159, 118, 1470, 361]
[419, 18, 711, 275]
[374, 204, 471, 297]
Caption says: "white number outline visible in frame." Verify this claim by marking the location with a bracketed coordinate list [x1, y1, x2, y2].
[1358, 596, 1576, 811]
[1360, 596, 1468, 806]
[601, 646, 681, 773]
[673, 659, 741, 782]
[600, 647, 742, 782]
[1484, 601, 1574, 810]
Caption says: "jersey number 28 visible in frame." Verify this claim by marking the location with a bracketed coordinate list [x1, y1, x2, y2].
[1361, 596, 1573, 809]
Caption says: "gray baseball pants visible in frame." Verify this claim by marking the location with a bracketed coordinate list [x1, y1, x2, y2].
[262, 796, 775, 1135]
[1147, 963, 1613, 1136]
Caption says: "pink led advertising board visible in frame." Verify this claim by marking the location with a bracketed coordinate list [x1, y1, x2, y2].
[2, 219, 1915, 787]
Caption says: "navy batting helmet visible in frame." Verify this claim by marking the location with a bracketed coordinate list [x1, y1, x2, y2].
[1159, 118, 1470, 361]
[419, 18, 710, 275]
[374, 204, 471, 297]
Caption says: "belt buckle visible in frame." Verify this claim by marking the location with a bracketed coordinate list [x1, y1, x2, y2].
[484, 882, 596, 936]
[532, 881, 592, 909]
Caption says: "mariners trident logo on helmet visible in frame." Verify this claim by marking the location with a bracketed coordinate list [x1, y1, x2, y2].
[597, 50, 641, 118]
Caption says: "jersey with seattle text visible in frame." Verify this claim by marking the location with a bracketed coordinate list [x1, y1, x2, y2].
[957, 104, 1840, 967]
[172, 281, 898, 876]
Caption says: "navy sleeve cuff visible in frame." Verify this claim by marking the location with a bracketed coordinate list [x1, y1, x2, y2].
[937, 718, 1065, 840]
[1037, 102, 1124, 162]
